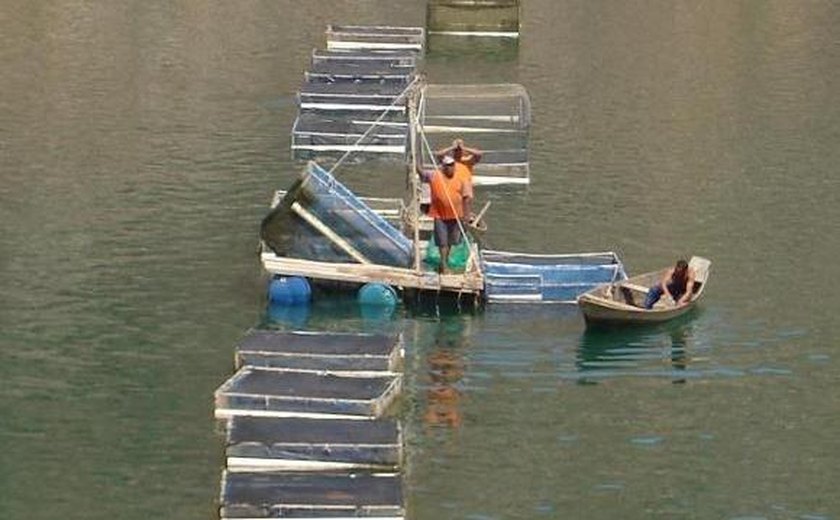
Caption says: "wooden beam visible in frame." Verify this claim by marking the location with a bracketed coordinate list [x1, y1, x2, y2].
[290, 202, 372, 264]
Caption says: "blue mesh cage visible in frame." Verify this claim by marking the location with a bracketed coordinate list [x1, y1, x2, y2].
[294, 162, 413, 267]
[481, 251, 626, 303]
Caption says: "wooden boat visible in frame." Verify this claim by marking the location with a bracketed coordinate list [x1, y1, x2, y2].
[577, 256, 711, 326]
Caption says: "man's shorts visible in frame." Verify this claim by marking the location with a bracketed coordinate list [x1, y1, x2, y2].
[433, 218, 462, 248]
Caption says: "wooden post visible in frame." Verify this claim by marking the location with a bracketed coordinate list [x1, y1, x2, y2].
[408, 84, 422, 273]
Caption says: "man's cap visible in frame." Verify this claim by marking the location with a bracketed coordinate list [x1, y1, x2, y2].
[441, 155, 455, 165]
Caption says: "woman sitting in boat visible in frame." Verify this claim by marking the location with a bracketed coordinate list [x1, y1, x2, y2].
[644, 259, 696, 309]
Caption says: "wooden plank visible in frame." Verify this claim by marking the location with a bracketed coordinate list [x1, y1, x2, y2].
[261, 253, 484, 294]
[291, 202, 371, 264]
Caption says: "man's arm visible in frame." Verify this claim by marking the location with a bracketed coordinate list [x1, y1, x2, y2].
[678, 269, 696, 305]
[461, 145, 482, 166]
[461, 179, 474, 221]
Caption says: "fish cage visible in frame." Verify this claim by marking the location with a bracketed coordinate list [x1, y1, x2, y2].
[419, 83, 531, 185]
[427, 0, 520, 37]
[214, 367, 403, 420]
[261, 161, 414, 268]
[298, 81, 410, 115]
[311, 49, 418, 69]
[481, 250, 627, 303]
[326, 25, 425, 53]
[234, 329, 403, 374]
[220, 471, 404, 519]
[306, 61, 417, 84]
[224, 416, 402, 472]
[291, 114, 408, 158]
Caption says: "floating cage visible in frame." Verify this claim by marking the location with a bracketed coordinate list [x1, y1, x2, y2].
[481, 250, 627, 303]
[291, 114, 408, 158]
[235, 329, 403, 373]
[326, 25, 425, 53]
[427, 0, 520, 37]
[311, 49, 418, 69]
[224, 416, 402, 472]
[214, 366, 403, 420]
[419, 83, 531, 185]
[220, 471, 404, 519]
[298, 81, 410, 115]
[306, 62, 416, 84]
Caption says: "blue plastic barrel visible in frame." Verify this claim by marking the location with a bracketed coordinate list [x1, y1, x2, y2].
[267, 276, 311, 305]
[357, 283, 398, 307]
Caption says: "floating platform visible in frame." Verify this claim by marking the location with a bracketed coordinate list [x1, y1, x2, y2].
[260, 162, 483, 297]
[225, 416, 402, 472]
[214, 367, 403, 420]
[481, 250, 627, 303]
[220, 471, 404, 519]
[326, 25, 425, 53]
[235, 329, 403, 374]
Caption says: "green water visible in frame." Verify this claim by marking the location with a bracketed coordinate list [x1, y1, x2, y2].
[2, 1, 839, 519]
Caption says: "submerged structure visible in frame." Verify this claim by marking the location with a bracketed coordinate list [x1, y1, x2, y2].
[427, 0, 521, 38]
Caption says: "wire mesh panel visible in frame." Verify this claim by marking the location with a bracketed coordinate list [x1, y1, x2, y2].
[419, 83, 531, 185]
[260, 162, 414, 268]
[481, 250, 627, 303]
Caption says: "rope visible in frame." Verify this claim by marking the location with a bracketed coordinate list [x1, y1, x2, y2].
[327, 76, 421, 176]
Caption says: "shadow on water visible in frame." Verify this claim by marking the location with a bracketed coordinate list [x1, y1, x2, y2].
[420, 315, 471, 432]
[574, 314, 702, 384]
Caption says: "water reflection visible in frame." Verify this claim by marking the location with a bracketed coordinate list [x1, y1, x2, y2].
[423, 316, 469, 430]
[575, 321, 697, 383]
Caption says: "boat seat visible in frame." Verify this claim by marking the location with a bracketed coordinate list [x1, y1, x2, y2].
[618, 282, 649, 294]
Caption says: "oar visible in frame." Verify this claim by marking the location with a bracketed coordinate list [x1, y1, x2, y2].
[468, 201, 491, 233]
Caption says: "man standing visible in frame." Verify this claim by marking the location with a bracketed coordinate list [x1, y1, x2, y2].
[419, 155, 474, 273]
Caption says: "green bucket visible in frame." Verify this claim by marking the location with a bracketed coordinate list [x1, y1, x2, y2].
[424, 241, 471, 272]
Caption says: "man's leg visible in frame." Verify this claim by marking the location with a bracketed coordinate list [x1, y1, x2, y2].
[433, 219, 449, 273]
[644, 285, 664, 309]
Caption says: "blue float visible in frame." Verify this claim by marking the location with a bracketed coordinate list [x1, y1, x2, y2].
[358, 283, 398, 307]
[268, 276, 311, 305]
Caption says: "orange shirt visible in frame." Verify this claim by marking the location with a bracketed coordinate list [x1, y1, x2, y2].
[426, 170, 472, 220]
[453, 161, 473, 183]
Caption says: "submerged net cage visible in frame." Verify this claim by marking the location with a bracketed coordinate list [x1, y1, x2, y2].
[260, 161, 413, 268]
[426, 0, 521, 36]
[326, 25, 426, 53]
[419, 83, 531, 185]
[481, 250, 627, 303]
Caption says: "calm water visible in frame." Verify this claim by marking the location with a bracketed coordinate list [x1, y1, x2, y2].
[2, 1, 839, 519]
